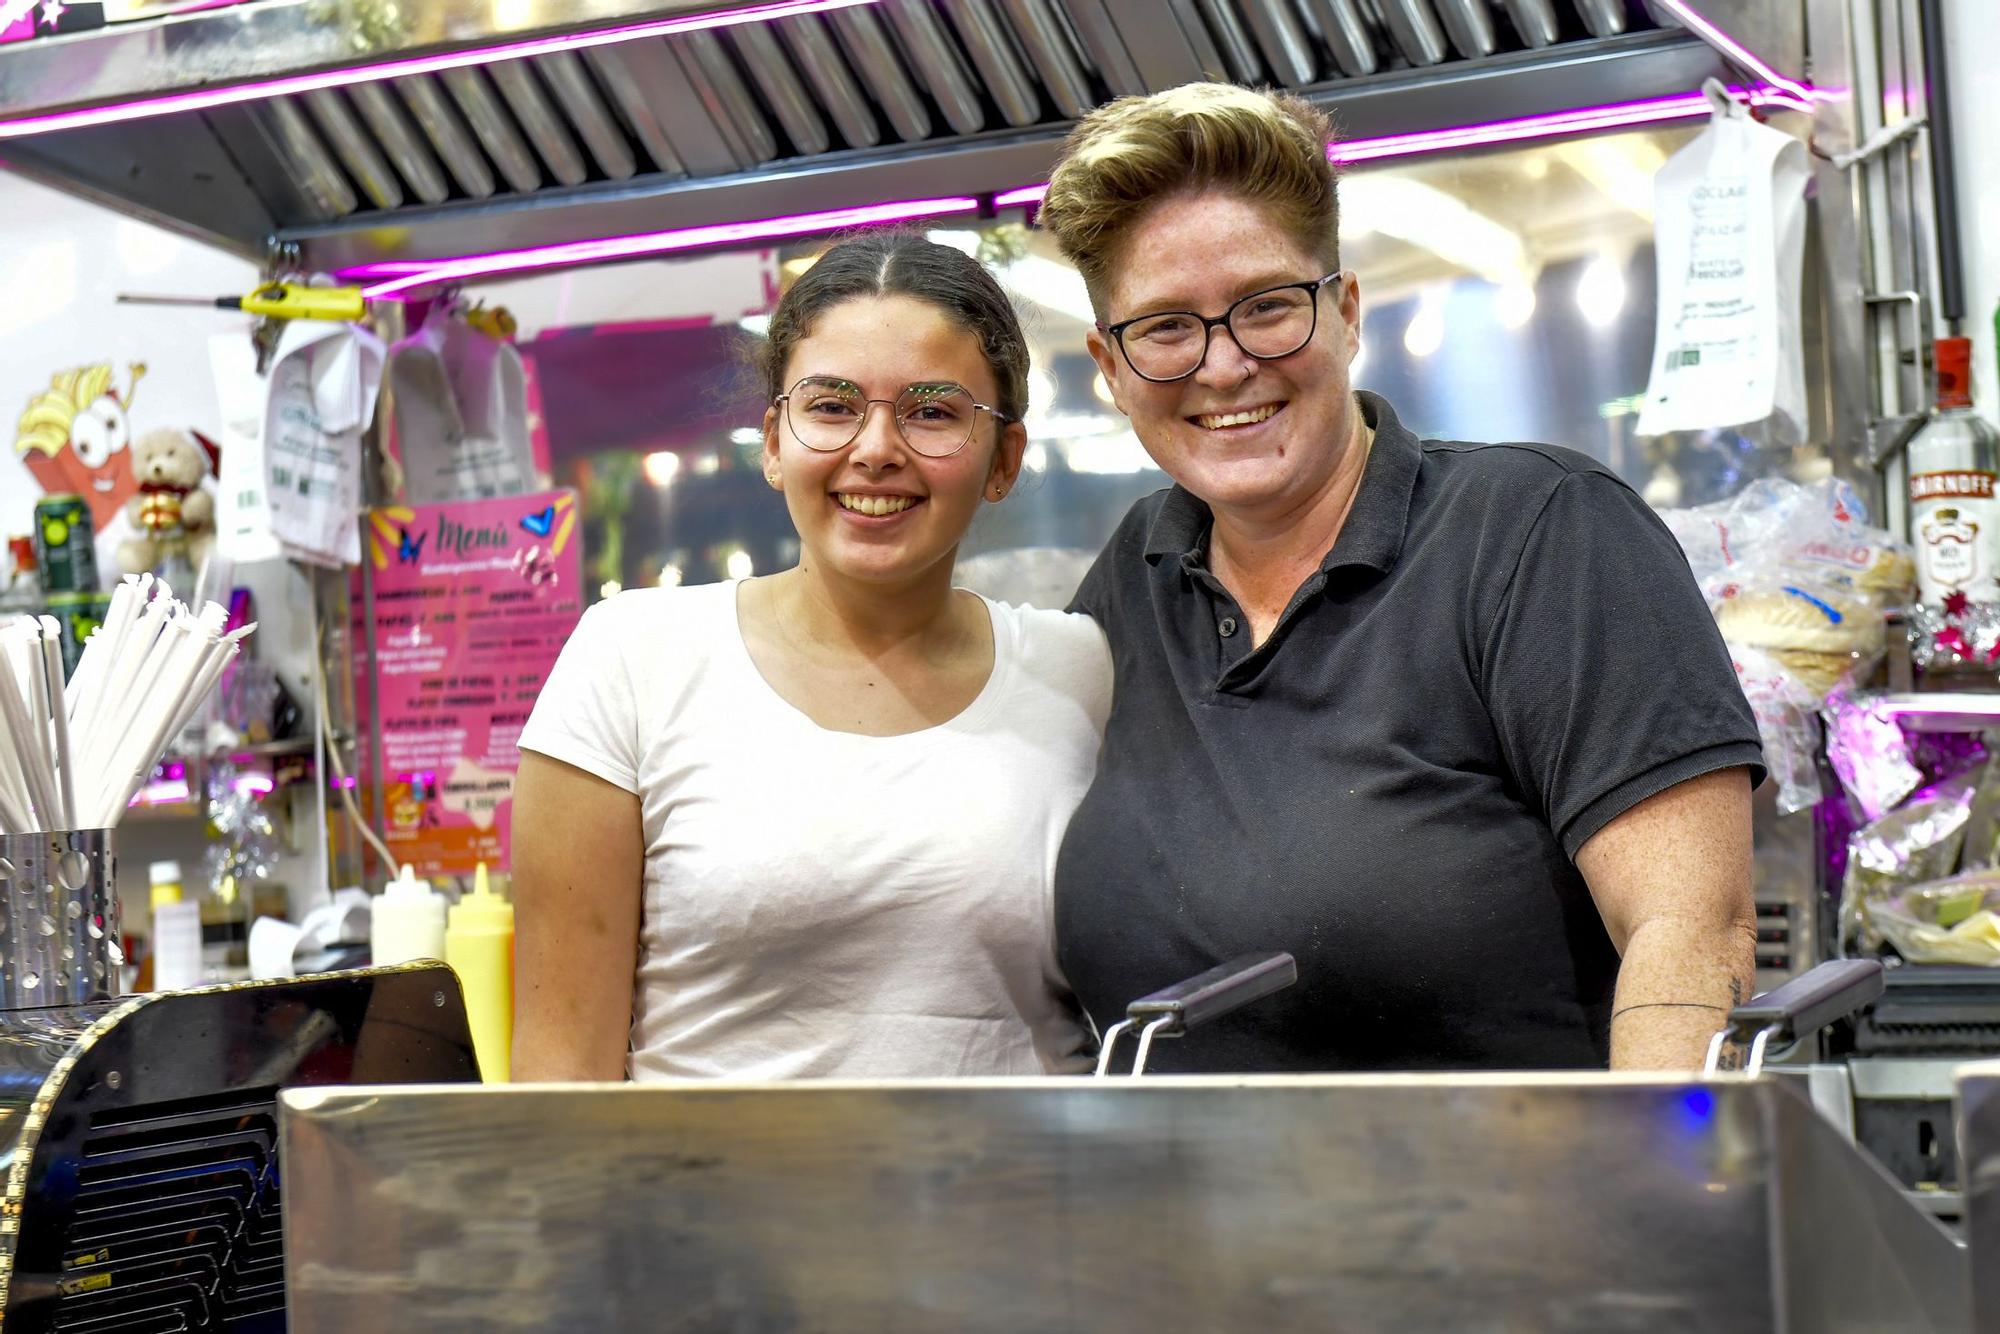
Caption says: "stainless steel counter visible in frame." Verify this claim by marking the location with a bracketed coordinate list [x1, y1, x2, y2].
[281, 1072, 1966, 1333]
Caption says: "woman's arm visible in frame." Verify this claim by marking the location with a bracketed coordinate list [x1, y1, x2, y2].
[510, 751, 645, 1081]
[1575, 766, 1757, 1071]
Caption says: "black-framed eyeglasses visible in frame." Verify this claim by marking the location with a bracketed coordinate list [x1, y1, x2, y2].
[774, 375, 1014, 459]
[1100, 271, 1345, 383]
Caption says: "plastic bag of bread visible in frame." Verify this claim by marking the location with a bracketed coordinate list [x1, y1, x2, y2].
[1661, 477, 1915, 612]
[1714, 582, 1882, 698]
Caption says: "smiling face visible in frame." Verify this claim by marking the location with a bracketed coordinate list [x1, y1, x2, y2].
[764, 293, 1024, 591]
[1088, 190, 1362, 525]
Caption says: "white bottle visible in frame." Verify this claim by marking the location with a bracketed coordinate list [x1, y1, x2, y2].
[150, 860, 203, 992]
[371, 865, 448, 966]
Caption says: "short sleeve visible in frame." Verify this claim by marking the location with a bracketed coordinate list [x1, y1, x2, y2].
[1482, 471, 1766, 859]
[517, 600, 642, 793]
[1066, 542, 1116, 621]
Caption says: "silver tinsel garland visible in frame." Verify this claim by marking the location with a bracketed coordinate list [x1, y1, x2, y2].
[1906, 601, 2000, 671]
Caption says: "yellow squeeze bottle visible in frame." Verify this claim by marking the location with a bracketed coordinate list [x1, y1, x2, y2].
[445, 863, 514, 1082]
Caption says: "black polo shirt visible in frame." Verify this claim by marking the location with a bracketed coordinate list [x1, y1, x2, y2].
[1055, 392, 1764, 1072]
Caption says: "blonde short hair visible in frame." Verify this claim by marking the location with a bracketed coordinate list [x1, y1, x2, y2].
[1040, 82, 1341, 312]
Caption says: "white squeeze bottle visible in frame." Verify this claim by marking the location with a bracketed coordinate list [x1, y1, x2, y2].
[150, 860, 203, 992]
[370, 865, 448, 966]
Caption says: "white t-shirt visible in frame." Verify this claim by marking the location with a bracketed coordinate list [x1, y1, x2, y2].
[517, 579, 1113, 1080]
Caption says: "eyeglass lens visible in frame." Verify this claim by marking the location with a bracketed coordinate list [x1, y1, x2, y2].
[785, 377, 979, 457]
[1120, 285, 1320, 380]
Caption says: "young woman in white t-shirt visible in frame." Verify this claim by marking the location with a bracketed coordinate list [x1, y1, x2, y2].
[512, 232, 1113, 1081]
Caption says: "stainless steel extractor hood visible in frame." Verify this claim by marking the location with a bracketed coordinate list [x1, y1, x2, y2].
[0, 0, 1736, 276]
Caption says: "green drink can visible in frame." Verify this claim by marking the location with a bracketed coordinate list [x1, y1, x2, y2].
[32, 494, 98, 595]
[45, 591, 113, 680]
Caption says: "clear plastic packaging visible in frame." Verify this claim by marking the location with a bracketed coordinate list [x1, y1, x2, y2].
[1660, 478, 1916, 814]
[1868, 870, 2000, 966]
[1838, 775, 1977, 955]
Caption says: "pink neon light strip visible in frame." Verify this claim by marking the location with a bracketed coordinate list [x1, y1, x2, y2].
[350, 82, 1809, 293]
[1650, 0, 1825, 105]
[356, 196, 984, 297]
[0, 0, 880, 139]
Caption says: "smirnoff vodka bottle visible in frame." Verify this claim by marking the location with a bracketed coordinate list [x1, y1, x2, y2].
[1910, 337, 2000, 607]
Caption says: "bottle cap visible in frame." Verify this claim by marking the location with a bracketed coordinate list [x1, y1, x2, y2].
[449, 862, 514, 933]
[382, 865, 439, 902]
[1938, 337, 1974, 410]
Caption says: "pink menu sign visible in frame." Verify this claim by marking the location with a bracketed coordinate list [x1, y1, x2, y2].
[355, 489, 582, 876]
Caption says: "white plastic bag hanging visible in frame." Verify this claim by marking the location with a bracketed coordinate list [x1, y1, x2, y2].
[212, 320, 385, 567]
[390, 303, 534, 505]
[1637, 79, 1811, 442]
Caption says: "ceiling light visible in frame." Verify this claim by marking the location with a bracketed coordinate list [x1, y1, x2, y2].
[1554, 139, 1668, 220]
[1402, 289, 1447, 359]
[1495, 278, 1537, 330]
[1575, 255, 1628, 329]
[1341, 178, 1527, 286]
[642, 451, 681, 487]
[724, 549, 755, 581]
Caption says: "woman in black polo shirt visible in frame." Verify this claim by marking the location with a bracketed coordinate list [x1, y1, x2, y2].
[1038, 83, 1766, 1072]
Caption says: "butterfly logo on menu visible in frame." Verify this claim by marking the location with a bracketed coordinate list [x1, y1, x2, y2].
[520, 505, 556, 538]
[396, 527, 426, 564]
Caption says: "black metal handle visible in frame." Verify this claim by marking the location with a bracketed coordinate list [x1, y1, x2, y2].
[1125, 952, 1298, 1034]
[1725, 959, 1886, 1045]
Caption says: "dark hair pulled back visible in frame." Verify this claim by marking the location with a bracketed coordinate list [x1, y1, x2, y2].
[756, 229, 1031, 424]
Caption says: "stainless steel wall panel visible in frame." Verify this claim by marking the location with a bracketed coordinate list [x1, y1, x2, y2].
[394, 76, 498, 200]
[1057, 0, 1148, 95]
[301, 90, 401, 211]
[441, 66, 543, 194]
[941, 0, 1044, 127]
[673, 30, 781, 166]
[828, 6, 933, 141]
[1196, 0, 1272, 84]
[1300, 0, 1381, 75]
[730, 21, 833, 156]
[348, 81, 451, 204]
[1434, 0, 1498, 56]
[487, 61, 589, 187]
[777, 16, 884, 150]
[998, 0, 1100, 118]
[581, 47, 689, 176]
[1497, 0, 1560, 47]
[883, 0, 988, 135]
[535, 51, 638, 181]
[1571, 0, 1628, 38]
[1374, 0, 1452, 64]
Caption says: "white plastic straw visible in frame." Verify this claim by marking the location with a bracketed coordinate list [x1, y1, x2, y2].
[0, 576, 251, 833]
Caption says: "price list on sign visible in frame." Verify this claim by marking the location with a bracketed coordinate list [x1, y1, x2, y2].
[353, 489, 582, 876]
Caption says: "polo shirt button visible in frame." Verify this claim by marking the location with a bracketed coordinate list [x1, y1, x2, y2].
[1218, 616, 1238, 638]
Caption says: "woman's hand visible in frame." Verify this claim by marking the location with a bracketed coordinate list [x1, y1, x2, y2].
[1576, 767, 1758, 1071]
[510, 751, 644, 1081]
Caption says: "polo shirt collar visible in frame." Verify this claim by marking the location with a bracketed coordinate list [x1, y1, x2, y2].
[1141, 390, 1420, 576]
